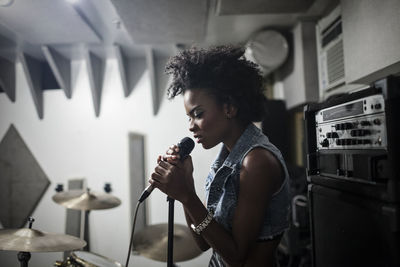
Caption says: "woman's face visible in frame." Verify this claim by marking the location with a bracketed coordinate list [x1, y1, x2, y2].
[183, 89, 231, 149]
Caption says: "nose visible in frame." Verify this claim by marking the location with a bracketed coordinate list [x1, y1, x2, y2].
[189, 119, 196, 132]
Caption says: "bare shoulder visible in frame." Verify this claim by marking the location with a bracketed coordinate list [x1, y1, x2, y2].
[243, 147, 281, 168]
[241, 147, 284, 194]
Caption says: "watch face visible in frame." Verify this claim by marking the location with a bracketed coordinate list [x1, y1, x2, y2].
[190, 223, 200, 234]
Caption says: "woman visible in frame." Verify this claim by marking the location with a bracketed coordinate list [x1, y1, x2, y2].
[150, 45, 290, 267]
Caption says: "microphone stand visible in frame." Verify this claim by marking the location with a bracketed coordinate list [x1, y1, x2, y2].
[167, 196, 175, 267]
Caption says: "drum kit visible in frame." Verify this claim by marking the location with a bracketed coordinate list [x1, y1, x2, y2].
[0, 187, 202, 266]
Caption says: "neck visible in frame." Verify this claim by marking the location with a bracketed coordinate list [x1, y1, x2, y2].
[223, 121, 249, 152]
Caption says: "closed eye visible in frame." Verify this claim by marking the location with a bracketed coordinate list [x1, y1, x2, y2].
[193, 111, 203, 119]
[187, 106, 203, 121]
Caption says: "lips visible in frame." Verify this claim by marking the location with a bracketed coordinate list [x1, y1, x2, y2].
[194, 134, 203, 143]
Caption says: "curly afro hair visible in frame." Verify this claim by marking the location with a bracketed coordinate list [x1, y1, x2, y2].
[165, 45, 268, 124]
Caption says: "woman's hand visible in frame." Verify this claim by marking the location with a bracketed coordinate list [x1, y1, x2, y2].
[160, 144, 180, 163]
[150, 144, 196, 204]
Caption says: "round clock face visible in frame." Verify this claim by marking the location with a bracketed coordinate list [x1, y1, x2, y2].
[246, 30, 289, 75]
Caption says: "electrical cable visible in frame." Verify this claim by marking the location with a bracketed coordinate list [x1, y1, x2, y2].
[125, 201, 141, 267]
[124, 138, 194, 266]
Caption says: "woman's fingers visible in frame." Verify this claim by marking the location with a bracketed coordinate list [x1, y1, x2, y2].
[163, 154, 179, 162]
[149, 176, 166, 192]
[150, 161, 175, 194]
[154, 160, 175, 182]
[166, 144, 180, 155]
[160, 144, 181, 163]
[159, 153, 179, 164]
[150, 154, 193, 202]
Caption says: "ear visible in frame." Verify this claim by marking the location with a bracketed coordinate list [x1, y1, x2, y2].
[223, 102, 238, 119]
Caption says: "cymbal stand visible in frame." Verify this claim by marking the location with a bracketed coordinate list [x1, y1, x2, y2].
[80, 210, 85, 240]
[17, 251, 31, 267]
[79, 210, 90, 251]
[79, 188, 90, 251]
[17, 217, 34, 267]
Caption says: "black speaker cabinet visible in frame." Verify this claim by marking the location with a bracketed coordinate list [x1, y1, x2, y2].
[308, 184, 400, 267]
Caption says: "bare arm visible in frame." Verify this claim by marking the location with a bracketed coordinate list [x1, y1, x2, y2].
[184, 205, 210, 251]
[152, 147, 283, 266]
[156, 149, 210, 251]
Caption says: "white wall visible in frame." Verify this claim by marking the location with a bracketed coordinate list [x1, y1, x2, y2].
[0, 58, 216, 266]
[342, 0, 400, 84]
[281, 21, 319, 109]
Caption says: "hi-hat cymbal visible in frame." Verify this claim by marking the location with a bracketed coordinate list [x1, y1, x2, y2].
[52, 189, 121, 210]
[132, 223, 202, 262]
[0, 228, 86, 252]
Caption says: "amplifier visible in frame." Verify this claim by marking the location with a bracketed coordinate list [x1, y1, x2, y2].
[304, 76, 400, 201]
[315, 94, 387, 150]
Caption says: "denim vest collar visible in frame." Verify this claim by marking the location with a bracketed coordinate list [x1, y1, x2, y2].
[212, 123, 263, 172]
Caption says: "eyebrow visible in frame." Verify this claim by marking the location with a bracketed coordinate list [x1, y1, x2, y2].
[187, 105, 202, 116]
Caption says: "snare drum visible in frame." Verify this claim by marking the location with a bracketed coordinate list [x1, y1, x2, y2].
[57, 251, 123, 267]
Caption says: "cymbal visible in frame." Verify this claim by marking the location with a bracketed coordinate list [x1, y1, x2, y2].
[132, 223, 202, 262]
[52, 189, 121, 210]
[0, 228, 86, 252]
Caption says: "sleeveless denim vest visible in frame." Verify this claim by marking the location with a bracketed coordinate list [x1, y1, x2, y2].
[205, 123, 290, 266]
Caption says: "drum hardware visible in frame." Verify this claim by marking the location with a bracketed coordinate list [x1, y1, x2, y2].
[52, 188, 122, 242]
[52, 188, 121, 211]
[0, 217, 86, 267]
[54, 251, 123, 267]
[52, 186, 122, 265]
[55, 184, 64, 192]
[104, 183, 112, 193]
[132, 223, 202, 263]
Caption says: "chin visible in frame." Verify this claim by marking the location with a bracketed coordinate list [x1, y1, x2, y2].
[201, 141, 219, 150]
[201, 143, 212, 149]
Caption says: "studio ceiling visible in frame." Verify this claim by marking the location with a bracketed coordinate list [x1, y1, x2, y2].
[0, 0, 337, 118]
[0, 0, 336, 60]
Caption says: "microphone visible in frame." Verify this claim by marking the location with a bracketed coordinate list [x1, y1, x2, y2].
[138, 137, 195, 202]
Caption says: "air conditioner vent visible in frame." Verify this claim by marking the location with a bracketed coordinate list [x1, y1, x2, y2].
[327, 39, 344, 84]
[317, 5, 346, 94]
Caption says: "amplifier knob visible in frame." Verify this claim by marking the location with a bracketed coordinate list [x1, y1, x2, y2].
[326, 132, 339, 138]
[363, 130, 371, 136]
[320, 138, 329, 147]
[344, 122, 354, 129]
[336, 123, 346, 130]
[363, 139, 372, 144]
[373, 119, 381, 125]
[374, 103, 382, 109]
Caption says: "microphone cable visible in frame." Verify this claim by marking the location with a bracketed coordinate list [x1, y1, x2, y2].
[125, 201, 141, 267]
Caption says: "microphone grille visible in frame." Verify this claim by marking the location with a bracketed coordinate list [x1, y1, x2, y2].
[178, 137, 195, 158]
